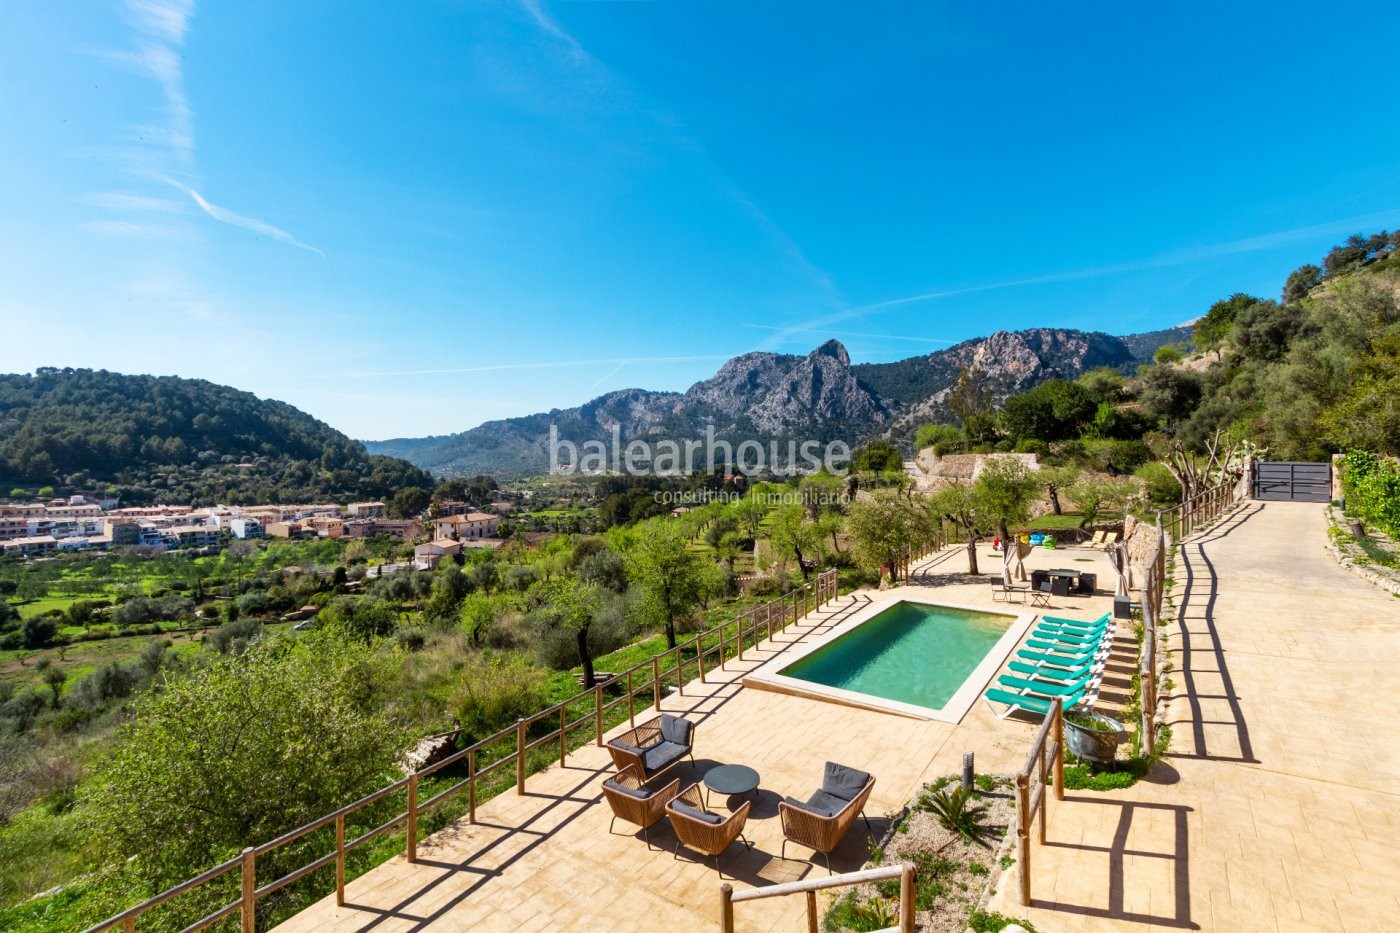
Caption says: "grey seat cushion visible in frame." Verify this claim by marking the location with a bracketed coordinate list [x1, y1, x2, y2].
[609, 739, 649, 758]
[643, 741, 688, 773]
[672, 800, 722, 824]
[821, 762, 871, 802]
[659, 714, 693, 747]
[602, 778, 650, 800]
[805, 789, 851, 818]
[783, 794, 827, 816]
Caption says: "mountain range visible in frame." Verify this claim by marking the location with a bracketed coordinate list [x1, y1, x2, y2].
[366, 325, 1191, 478]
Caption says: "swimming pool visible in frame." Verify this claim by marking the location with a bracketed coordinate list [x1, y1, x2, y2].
[744, 597, 1033, 722]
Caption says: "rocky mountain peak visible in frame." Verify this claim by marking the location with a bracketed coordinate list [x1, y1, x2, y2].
[810, 339, 850, 366]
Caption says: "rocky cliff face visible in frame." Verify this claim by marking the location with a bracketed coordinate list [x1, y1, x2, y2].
[682, 340, 888, 434]
[367, 327, 1176, 477]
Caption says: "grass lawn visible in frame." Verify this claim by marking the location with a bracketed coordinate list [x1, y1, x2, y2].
[1018, 512, 1088, 532]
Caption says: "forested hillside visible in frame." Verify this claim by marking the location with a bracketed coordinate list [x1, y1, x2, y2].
[1143, 231, 1400, 458]
[0, 369, 433, 504]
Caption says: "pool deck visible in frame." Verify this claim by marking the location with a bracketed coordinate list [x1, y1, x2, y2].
[275, 543, 1119, 932]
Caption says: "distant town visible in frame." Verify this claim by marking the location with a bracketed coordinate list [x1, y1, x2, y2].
[0, 495, 504, 569]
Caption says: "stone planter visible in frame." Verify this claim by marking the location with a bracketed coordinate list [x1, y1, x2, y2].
[1064, 713, 1126, 764]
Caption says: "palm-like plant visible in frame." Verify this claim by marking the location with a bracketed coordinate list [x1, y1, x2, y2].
[920, 785, 990, 845]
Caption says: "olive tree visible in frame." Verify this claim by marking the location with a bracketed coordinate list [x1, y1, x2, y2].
[625, 518, 703, 649]
[846, 489, 930, 583]
[87, 635, 406, 922]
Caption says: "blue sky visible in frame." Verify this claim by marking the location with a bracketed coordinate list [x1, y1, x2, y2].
[3, 1, 1399, 441]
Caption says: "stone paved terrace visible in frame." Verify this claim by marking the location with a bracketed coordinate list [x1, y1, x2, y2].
[277, 500, 1400, 931]
[276, 544, 1118, 932]
[984, 501, 1400, 930]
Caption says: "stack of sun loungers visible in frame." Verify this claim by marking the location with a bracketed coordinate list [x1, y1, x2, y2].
[984, 612, 1113, 718]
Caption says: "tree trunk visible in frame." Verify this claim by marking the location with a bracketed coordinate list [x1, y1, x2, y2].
[965, 537, 979, 575]
[1048, 486, 1062, 515]
[794, 545, 811, 581]
[577, 626, 595, 689]
[664, 616, 677, 650]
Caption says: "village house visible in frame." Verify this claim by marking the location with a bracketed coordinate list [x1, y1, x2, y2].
[413, 538, 462, 570]
[432, 511, 501, 540]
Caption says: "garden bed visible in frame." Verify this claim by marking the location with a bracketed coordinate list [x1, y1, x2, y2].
[1325, 505, 1400, 598]
[822, 774, 1035, 933]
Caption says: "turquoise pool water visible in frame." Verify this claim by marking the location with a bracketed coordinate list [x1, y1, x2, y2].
[780, 602, 1013, 710]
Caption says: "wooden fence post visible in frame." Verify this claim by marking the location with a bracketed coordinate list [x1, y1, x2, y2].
[594, 684, 604, 746]
[467, 748, 477, 824]
[1015, 772, 1031, 905]
[652, 656, 661, 710]
[335, 813, 346, 906]
[720, 883, 735, 933]
[806, 890, 819, 933]
[627, 671, 635, 727]
[1053, 703, 1065, 801]
[674, 647, 683, 696]
[240, 846, 256, 933]
[515, 719, 527, 795]
[559, 704, 568, 766]
[407, 771, 420, 859]
[697, 636, 706, 683]
[900, 862, 915, 933]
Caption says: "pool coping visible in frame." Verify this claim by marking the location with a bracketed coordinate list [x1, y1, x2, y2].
[742, 594, 1037, 723]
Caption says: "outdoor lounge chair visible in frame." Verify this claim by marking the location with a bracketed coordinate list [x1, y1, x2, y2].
[989, 576, 1029, 603]
[997, 670, 1095, 698]
[1041, 612, 1111, 630]
[1030, 624, 1102, 645]
[1083, 530, 1108, 548]
[984, 685, 1090, 718]
[780, 761, 876, 874]
[1009, 657, 1100, 682]
[600, 764, 681, 850]
[607, 713, 695, 781]
[1018, 644, 1110, 673]
[665, 783, 751, 878]
[1025, 635, 1105, 655]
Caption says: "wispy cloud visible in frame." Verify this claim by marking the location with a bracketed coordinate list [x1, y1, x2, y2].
[589, 361, 627, 389]
[742, 323, 958, 346]
[514, 1, 845, 312]
[84, 192, 187, 213]
[81, 219, 183, 238]
[757, 207, 1400, 350]
[87, 1, 324, 257]
[324, 354, 733, 379]
[165, 178, 325, 257]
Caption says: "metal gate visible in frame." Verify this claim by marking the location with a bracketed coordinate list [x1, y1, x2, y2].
[1253, 461, 1331, 502]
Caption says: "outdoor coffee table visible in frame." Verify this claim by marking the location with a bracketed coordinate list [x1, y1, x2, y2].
[703, 764, 760, 807]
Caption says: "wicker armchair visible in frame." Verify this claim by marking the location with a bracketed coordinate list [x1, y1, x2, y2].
[606, 713, 695, 781]
[600, 764, 680, 850]
[665, 783, 751, 878]
[779, 762, 876, 873]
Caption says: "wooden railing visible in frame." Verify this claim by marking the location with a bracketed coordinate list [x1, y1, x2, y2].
[1159, 479, 1240, 541]
[1014, 698, 1064, 906]
[86, 569, 842, 933]
[719, 863, 916, 933]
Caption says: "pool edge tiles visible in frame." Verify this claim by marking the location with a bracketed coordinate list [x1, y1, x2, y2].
[742, 596, 1036, 724]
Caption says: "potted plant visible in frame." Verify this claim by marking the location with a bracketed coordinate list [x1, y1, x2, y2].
[1063, 710, 1125, 764]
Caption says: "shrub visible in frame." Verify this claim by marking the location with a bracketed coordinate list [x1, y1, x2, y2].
[451, 652, 548, 740]
[1134, 461, 1182, 509]
[21, 616, 57, 649]
[1342, 451, 1400, 538]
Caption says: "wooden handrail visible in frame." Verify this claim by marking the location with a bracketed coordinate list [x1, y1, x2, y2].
[721, 863, 916, 933]
[1014, 699, 1063, 906]
[87, 569, 840, 933]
